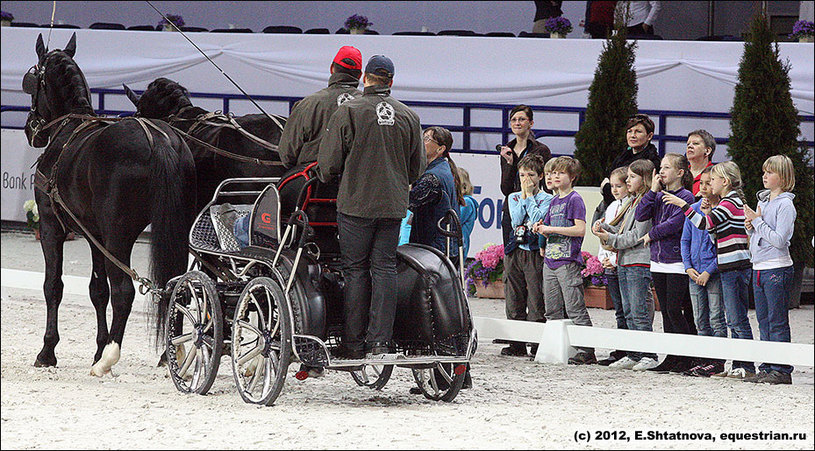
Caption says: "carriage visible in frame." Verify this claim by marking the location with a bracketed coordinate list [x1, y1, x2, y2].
[163, 165, 477, 405]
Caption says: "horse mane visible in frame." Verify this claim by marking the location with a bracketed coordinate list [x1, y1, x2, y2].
[138, 78, 194, 119]
[44, 51, 94, 115]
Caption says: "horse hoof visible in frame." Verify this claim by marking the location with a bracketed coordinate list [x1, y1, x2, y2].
[34, 358, 56, 368]
[90, 366, 109, 377]
[90, 342, 120, 377]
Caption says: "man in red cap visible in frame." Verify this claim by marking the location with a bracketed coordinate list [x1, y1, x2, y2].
[278, 46, 363, 168]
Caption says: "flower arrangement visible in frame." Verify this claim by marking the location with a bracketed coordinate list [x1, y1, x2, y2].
[544, 16, 573, 36]
[23, 200, 39, 231]
[345, 14, 372, 31]
[790, 20, 814, 40]
[464, 243, 504, 295]
[580, 251, 607, 287]
[1, 10, 14, 22]
[158, 14, 185, 30]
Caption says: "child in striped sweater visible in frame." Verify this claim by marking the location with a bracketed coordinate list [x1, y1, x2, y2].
[662, 160, 756, 379]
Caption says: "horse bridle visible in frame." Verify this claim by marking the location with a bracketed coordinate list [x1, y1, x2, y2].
[22, 63, 47, 140]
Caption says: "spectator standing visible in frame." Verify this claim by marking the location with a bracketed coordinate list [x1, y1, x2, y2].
[743, 155, 797, 385]
[583, 1, 617, 39]
[457, 167, 479, 260]
[594, 160, 657, 370]
[635, 153, 697, 373]
[616, 0, 661, 35]
[532, 1, 564, 34]
[594, 166, 630, 366]
[408, 126, 464, 261]
[499, 105, 552, 258]
[595, 114, 661, 224]
[680, 166, 726, 377]
[685, 129, 716, 198]
[534, 156, 596, 365]
[663, 161, 756, 380]
[501, 154, 553, 357]
[279, 46, 363, 169]
[318, 55, 426, 359]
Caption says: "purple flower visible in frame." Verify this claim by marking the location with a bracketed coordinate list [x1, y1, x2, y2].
[158, 14, 184, 28]
[1, 10, 13, 21]
[544, 16, 572, 35]
[790, 20, 814, 39]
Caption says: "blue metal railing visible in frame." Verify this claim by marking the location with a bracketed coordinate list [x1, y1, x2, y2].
[3, 87, 813, 156]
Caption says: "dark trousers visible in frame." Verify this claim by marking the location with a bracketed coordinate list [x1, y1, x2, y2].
[627, 23, 654, 35]
[652, 272, 697, 336]
[337, 213, 401, 351]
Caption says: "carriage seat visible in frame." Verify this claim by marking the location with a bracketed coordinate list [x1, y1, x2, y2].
[189, 203, 253, 253]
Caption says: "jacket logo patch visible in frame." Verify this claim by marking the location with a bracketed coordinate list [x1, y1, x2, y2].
[336, 92, 355, 106]
[376, 101, 395, 126]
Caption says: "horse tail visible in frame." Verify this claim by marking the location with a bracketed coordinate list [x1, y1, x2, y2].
[148, 131, 197, 349]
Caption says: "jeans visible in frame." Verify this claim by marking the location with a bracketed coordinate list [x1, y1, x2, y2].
[720, 268, 755, 372]
[337, 213, 401, 351]
[606, 271, 627, 331]
[688, 273, 726, 338]
[617, 265, 656, 361]
[753, 266, 794, 374]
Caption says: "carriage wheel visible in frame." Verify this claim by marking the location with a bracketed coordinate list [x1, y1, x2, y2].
[411, 362, 466, 402]
[231, 277, 291, 406]
[165, 271, 223, 395]
[350, 363, 394, 390]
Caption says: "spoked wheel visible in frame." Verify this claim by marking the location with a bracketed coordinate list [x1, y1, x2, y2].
[165, 271, 223, 395]
[411, 362, 466, 402]
[350, 363, 394, 390]
[231, 277, 291, 406]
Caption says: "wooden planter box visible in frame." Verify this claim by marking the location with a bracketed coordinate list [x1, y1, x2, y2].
[474, 279, 505, 299]
[584, 286, 661, 311]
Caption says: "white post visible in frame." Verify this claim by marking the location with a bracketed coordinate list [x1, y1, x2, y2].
[534, 319, 576, 364]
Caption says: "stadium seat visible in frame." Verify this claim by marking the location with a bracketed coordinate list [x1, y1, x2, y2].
[10, 22, 40, 27]
[485, 31, 515, 37]
[127, 25, 158, 31]
[211, 28, 253, 33]
[263, 25, 302, 33]
[304, 28, 330, 34]
[519, 31, 549, 38]
[393, 31, 436, 36]
[438, 29, 480, 36]
[180, 26, 208, 32]
[40, 23, 80, 29]
[89, 22, 125, 30]
[696, 34, 741, 41]
[628, 34, 663, 40]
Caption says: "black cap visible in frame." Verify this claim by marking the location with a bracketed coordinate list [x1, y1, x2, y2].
[365, 54, 394, 78]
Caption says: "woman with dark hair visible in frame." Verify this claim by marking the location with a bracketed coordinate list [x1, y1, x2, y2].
[408, 126, 465, 260]
[595, 113, 662, 223]
[499, 105, 552, 256]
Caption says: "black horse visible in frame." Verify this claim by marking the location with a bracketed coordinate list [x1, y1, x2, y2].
[23, 34, 197, 376]
[124, 78, 287, 210]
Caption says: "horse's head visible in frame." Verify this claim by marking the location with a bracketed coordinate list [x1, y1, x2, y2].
[22, 33, 93, 148]
[129, 78, 193, 120]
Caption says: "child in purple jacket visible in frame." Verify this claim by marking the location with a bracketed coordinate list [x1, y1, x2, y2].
[634, 153, 696, 373]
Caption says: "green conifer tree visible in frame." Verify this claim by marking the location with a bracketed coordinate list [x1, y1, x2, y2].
[574, 16, 639, 186]
[728, 14, 814, 266]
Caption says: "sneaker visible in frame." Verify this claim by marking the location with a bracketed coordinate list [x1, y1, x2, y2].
[726, 367, 756, 380]
[500, 345, 529, 357]
[681, 364, 706, 377]
[686, 364, 721, 377]
[300, 364, 325, 378]
[334, 346, 365, 360]
[668, 357, 696, 374]
[596, 357, 619, 366]
[646, 356, 677, 373]
[632, 357, 659, 371]
[755, 370, 792, 385]
[743, 370, 769, 383]
[568, 351, 597, 365]
[609, 356, 638, 369]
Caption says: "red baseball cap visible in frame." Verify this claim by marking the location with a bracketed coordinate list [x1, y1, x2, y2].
[333, 46, 362, 70]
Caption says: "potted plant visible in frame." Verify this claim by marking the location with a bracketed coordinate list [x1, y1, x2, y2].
[345, 14, 372, 34]
[464, 244, 505, 298]
[23, 200, 40, 239]
[544, 16, 573, 38]
[158, 14, 184, 31]
[1, 10, 13, 27]
[790, 20, 814, 43]
[581, 251, 612, 309]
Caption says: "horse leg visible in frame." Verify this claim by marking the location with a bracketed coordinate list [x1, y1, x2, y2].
[34, 220, 67, 367]
[89, 246, 110, 365]
[90, 244, 135, 377]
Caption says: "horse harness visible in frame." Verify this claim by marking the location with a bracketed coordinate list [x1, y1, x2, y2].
[32, 113, 174, 297]
[165, 108, 284, 167]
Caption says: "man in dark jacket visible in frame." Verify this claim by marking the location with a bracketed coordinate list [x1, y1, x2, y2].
[278, 46, 363, 168]
[318, 55, 426, 359]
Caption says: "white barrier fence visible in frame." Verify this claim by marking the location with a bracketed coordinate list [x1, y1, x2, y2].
[474, 317, 815, 367]
[4, 268, 812, 368]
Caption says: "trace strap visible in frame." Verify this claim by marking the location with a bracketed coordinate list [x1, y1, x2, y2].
[165, 120, 284, 167]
